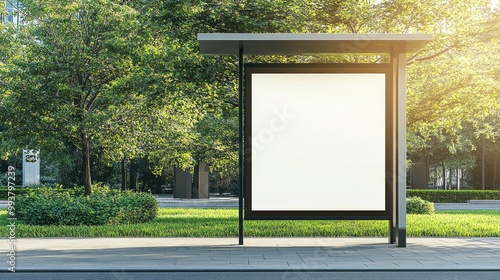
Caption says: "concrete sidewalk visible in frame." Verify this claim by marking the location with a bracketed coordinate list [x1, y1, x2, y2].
[6, 237, 500, 272]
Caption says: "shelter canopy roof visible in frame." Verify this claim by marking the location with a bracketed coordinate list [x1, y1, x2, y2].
[198, 33, 433, 55]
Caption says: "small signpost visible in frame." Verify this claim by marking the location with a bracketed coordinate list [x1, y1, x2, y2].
[198, 33, 432, 247]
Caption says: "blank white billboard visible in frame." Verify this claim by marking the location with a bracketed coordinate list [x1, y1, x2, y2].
[250, 72, 386, 211]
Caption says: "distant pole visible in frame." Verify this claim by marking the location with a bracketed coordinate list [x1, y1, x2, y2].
[482, 135, 485, 190]
[238, 47, 244, 245]
[121, 158, 127, 191]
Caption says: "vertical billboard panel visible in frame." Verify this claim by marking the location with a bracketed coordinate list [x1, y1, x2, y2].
[245, 64, 392, 219]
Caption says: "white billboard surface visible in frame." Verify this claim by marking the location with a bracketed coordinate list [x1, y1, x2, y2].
[251, 73, 386, 211]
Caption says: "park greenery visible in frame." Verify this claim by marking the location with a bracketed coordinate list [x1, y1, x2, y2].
[406, 196, 435, 214]
[0, 208, 499, 237]
[406, 189, 500, 202]
[4, 186, 500, 202]
[15, 185, 158, 225]
[0, 0, 499, 194]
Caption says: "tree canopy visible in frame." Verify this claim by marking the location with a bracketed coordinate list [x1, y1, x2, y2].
[1, 0, 499, 192]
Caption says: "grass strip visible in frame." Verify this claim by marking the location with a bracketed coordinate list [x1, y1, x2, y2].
[1, 209, 499, 238]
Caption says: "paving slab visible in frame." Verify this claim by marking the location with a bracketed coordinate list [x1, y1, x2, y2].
[2, 237, 500, 272]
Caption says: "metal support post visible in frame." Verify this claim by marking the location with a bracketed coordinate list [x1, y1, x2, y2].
[238, 47, 244, 245]
[392, 46, 407, 247]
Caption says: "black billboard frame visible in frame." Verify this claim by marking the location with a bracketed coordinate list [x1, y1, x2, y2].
[244, 63, 394, 221]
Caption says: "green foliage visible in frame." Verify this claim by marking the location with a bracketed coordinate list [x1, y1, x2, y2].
[0, 169, 22, 186]
[403, 2, 500, 188]
[1, 187, 33, 200]
[406, 197, 435, 214]
[1, 208, 499, 238]
[407, 189, 500, 203]
[40, 176, 57, 186]
[1, 0, 153, 194]
[408, 210, 500, 237]
[15, 185, 158, 225]
[0, 185, 67, 200]
[2, 0, 500, 192]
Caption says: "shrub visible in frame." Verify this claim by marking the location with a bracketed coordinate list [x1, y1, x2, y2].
[406, 190, 500, 203]
[40, 176, 57, 187]
[1, 187, 31, 200]
[0, 170, 22, 186]
[16, 185, 158, 226]
[0, 185, 66, 200]
[406, 197, 435, 214]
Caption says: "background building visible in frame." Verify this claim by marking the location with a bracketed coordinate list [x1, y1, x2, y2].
[1, 0, 21, 25]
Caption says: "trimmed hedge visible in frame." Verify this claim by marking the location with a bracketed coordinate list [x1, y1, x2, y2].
[407, 190, 500, 203]
[0, 185, 68, 200]
[1, 186, 40, 200]
[16, 185, 158, 226]
[406, 197, 435, 214]
[4, 187, 500, 205]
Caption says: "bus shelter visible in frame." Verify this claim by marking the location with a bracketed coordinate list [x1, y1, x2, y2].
[198, 33, 432, 247]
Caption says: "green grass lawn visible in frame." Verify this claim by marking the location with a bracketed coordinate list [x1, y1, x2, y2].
[1, 209, 499, 238]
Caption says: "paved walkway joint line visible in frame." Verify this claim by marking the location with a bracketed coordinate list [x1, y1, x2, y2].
[4, 237, 500, 272]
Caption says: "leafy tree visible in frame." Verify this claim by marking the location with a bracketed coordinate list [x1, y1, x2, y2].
[406, 7, 500, 188]
[2, 0, 498, 192]
[1, 0, 144, 194]
[127, 0, 500, 190]
[311, 0, 499, 189]
[114, 1, 303, 186]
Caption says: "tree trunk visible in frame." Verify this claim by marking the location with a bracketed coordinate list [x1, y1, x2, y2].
[433, 166, 438, 186]
[493, 153, 498, 189]
[482, 135, 485, 190]
[82, 133, 92, 195]
[461, 168, 464, 188]
[442, 164, 446, 190]
[121, 158, 127, 191]
[132, 172, 139, 192]
[425, 154, 430, 188]
[130, 162, 138, 192]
